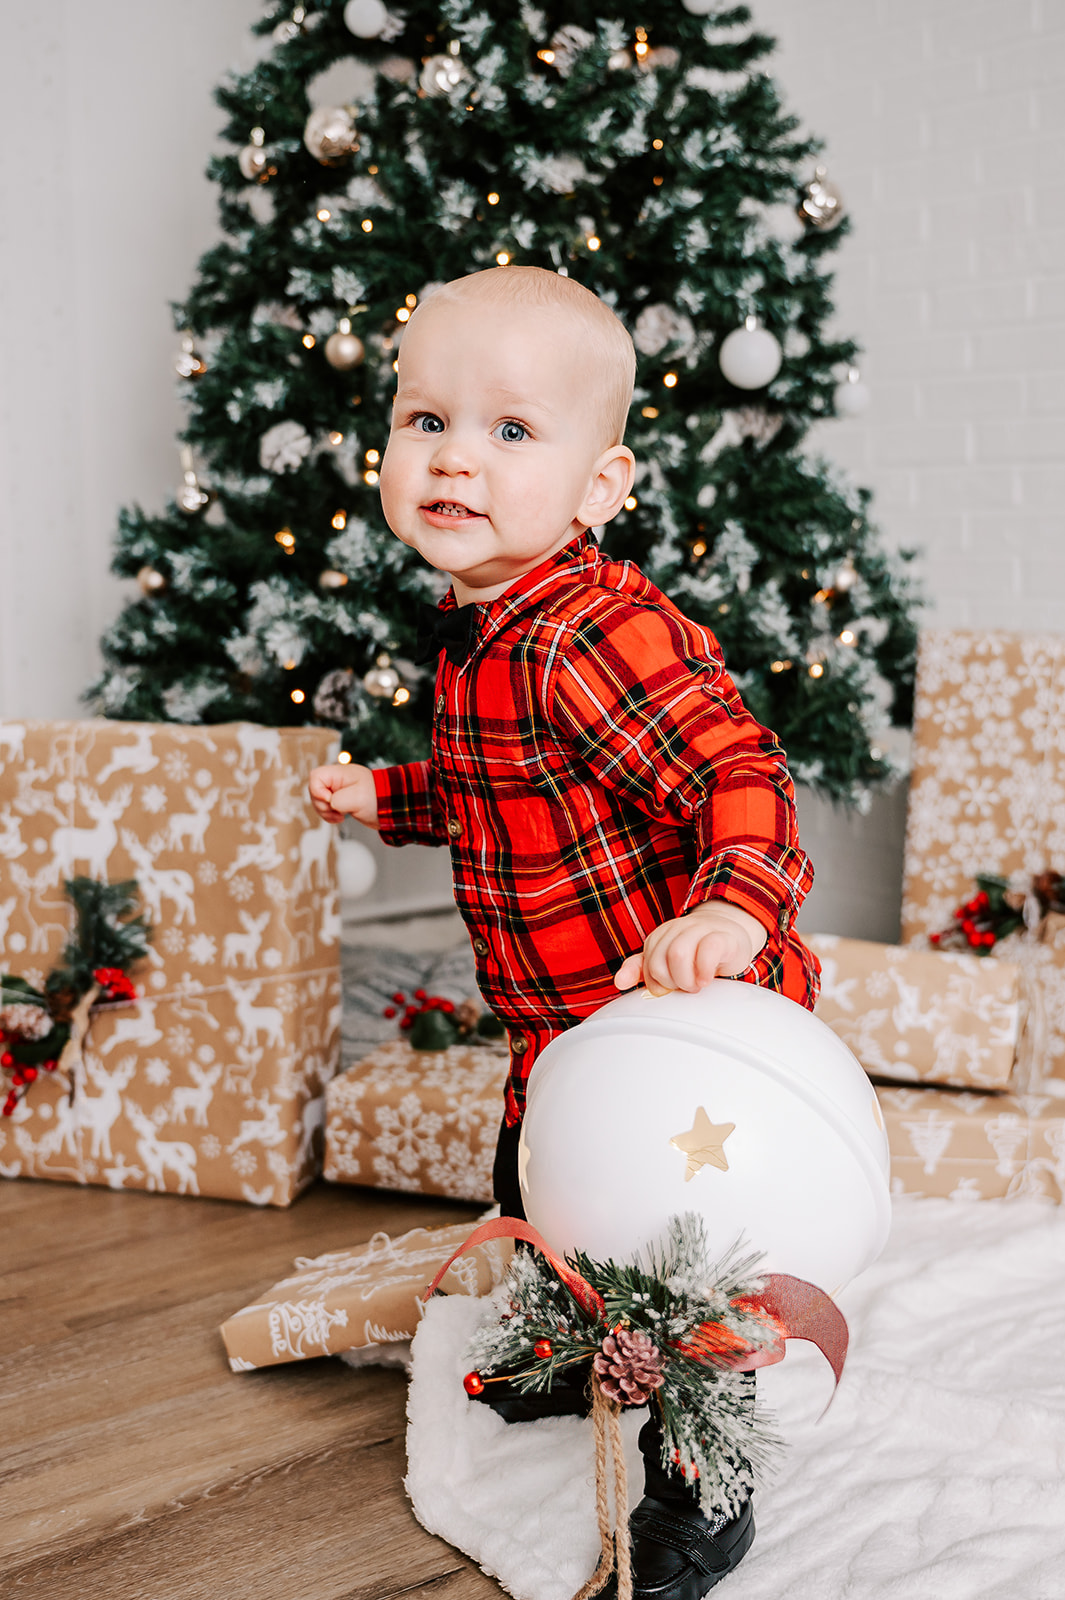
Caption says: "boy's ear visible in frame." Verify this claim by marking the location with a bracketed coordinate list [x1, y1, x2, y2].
[576, 446, 637, 529]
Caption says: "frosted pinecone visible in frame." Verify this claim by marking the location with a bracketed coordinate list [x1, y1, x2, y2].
[0, 1003, 54, 1040]
[313, 667, 356, 724]
[593, 1328, 665, 1406]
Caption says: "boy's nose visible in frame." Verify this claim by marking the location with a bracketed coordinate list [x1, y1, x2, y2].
[429, 432, 479, 477]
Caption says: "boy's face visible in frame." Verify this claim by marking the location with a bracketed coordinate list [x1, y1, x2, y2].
[379, 297, 632, 604]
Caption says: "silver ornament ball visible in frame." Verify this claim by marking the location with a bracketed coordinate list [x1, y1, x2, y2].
[797, 167, 846, 231]
[344, 0, 388, 38]
[303, 105, 359, 166]
[363, 654, 401, 699]
[419, 52, 472, 97]
[324, 330, 366, 371]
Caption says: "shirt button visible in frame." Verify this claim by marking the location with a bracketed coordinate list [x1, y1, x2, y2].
[436, 694, 445, 715]
[510, 1035, 528, 1055]
[472, 936, 489, 957]
[446, 818, 462, 838]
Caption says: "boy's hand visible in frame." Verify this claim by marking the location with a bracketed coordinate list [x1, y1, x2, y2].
[308, 763, 380, 828]
[614, 902, 768, 997]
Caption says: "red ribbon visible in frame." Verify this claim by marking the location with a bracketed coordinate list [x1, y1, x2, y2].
[422, 1216, 849, 1391]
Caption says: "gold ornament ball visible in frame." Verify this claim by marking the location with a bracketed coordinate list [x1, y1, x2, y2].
[324, 330, 366, 371]
[137, 566, 167, 597]
[797, 167, 846, 231]
[303, 105, 359, 166]
[363, 654, 401, 699]
[319, 569, 350, 590]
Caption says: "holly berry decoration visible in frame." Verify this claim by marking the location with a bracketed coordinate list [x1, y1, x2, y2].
[463, 1371, 485, 1396]
[93, 967, 138, 1002]
[381, 990, 505, 1051]
[926, 871, 1065, 954]
[534, 1339, 554, 1360]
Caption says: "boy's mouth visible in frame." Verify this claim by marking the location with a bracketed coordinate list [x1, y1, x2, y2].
[421, 500, 486, 521]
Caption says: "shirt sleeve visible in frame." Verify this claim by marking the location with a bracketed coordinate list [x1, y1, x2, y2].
[372, 761, 449, 848]
[543, 603, 814, 939]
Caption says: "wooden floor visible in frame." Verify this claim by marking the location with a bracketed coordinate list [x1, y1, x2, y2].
[0, 1176, 503, 1599]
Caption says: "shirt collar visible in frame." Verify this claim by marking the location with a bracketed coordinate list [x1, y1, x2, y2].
[438, 532, 600, 658]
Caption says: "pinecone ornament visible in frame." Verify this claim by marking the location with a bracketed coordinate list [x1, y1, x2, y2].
[593, 1328, 665, 1406]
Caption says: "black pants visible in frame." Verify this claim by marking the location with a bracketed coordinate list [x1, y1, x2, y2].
[492, 1113, 526, 1221]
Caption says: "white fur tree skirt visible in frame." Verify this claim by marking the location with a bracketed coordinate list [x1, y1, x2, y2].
[404, 1197, 1065, 1600]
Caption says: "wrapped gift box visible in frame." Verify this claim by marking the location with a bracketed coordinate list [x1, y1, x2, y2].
[324, 1038, 509, 1203]
[807, 933, 1022, 1091]
[220, 1219, 512, 1369]
[899, 630, 1065, 1090]
[0, 718, 341, 1205]
[878, 1084, 1065, 1203]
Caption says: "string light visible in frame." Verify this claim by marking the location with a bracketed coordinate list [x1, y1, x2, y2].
[405, 293, 417, 307]
[396, 307, 411, 322]
[587, 234, 601, 250]
[365, 449, 380, 464]
[771, 660, 786, 673]
[839, 629, 857, 646]
[329, 431, 344, 445]
[663, 372, 678, 388]
[392, 686, 411, 706]
[634, 26, 649, 58]
[283, 659, 297, 670]
[290, 688, 306, 703]
[275, 528, 296, 551]
[653, 176, 664, 186]
[652, 138, 664, 150]
[364, 469, 380, 484]
[487, 192, 500, 205]
[361, 219, 373, 232]
[718, 603, 730, 614]
[332, 510, 347, 529]
[392, 360, 399, 371]
[809, 662, 825, 679]
[624, 495, 638, 511]
[367, 164, 378, 175]
[812, 588, 832, 604]
[302, 334, 316, 348]
[641, 405, 659, 418]
[316, 208, 331, 222]
[338, 750, 353, 765]
[496, 251, 510, 265]
[537, 48, 555, 62]
[691, 539, 707, 558]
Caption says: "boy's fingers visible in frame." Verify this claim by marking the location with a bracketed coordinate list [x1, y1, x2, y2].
[614, 953, 643, 990]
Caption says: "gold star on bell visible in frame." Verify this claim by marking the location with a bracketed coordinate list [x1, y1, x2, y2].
[670, 1107, 736, 1182]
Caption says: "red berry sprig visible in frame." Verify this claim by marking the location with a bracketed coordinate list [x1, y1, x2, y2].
[93, 967, 138, 1002]
[381, 989, 457, 1030]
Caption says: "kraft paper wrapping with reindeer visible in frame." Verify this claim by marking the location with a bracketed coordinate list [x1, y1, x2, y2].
[899, 631, 1065, 1094]
[220, 1220, 514, 1370]
[0, 719, 341, 1206]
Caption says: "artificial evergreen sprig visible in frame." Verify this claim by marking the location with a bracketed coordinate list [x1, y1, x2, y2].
[465, 1213, 783, 1515]
[0, 879, 151, 1117]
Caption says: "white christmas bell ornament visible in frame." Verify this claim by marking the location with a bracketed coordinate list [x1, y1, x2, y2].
[718, 317, 783, 390]
[344, 0, 388, 38]
[338, 836, 378, 900]
[797, 166, 846, 231]
[303, 106, 359, 166]
[518, 980, 891, 1293]
[835, 367, 871, 417]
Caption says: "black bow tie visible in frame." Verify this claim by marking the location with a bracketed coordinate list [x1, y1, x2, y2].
[414, 601, 478, 666]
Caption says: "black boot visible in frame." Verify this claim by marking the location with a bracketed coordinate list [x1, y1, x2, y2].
[602, 1409, 755, 1598]
[466, 1357, 593, 1423]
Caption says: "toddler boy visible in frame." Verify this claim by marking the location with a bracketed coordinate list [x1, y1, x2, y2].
[310, 266, 818, 1597]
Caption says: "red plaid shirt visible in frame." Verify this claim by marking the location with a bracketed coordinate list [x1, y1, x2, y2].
[374, 533, 819, 1123]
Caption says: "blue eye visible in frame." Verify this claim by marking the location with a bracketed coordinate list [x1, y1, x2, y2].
[413, 413, 445, 433]
[497, 421, 527, 443]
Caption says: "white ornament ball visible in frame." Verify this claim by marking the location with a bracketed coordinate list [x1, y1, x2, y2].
[718, 320, 783, 390]
[835, 369, 871, 417]
[324, 330, 366, 371]
[419, 52, 472, 97]
[518, 980, 891, 1293]
[343, 0, 388, 38]
[681, 0, 717, 13]
[303, 105, 359, 166]
[338, 835, 378, 900]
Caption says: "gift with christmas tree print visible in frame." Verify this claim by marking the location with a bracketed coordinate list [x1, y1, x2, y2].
[90, 0, 918, 808]
[0, 718, 341, 1205]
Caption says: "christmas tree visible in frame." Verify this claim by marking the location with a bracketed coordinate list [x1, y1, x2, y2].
[89, 0, 919, 804]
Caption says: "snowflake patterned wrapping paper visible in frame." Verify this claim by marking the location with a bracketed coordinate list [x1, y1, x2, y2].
[878, 1085, 1065, 1203]
[900, 630, 1065, 1091]
[324, 1038, 510, 1203]
[807, 934, 1022, 1091]
[0, 719, 341, 1205]
[220, 1220, 513, 1369]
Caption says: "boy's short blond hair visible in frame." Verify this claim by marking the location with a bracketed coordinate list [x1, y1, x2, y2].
[414, 266, 637, 448]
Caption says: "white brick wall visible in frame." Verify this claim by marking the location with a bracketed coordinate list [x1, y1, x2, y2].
[753, 0, 1065, 632]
